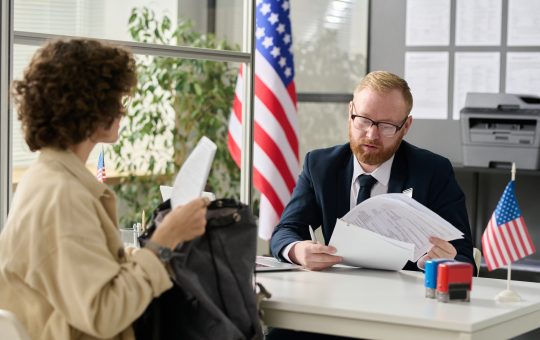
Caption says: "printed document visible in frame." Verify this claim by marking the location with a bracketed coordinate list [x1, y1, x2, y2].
[329, 193, 463, 270]
[404, 52, 449, 120]
[170, 136, 217, 208]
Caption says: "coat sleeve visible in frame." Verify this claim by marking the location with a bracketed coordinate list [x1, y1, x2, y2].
[26, 186, 172, 338]
[428, 158, 476, 272]
[270, 151, 323, 261]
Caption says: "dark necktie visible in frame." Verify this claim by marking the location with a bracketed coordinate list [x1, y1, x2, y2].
[356, 174, 377, 205]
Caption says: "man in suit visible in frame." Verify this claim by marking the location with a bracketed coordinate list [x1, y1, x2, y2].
[270, 71, 475, 272]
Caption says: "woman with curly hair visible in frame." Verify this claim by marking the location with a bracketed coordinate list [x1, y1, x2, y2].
[0, 38, 208, 339]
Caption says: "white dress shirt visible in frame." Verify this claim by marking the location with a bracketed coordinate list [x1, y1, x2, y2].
[349, 155, 394, 210]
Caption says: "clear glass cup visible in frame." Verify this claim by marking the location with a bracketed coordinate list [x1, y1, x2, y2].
[120, 228, 139, 248]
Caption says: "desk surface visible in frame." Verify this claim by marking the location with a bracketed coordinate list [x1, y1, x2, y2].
[258, 268, 540, 340]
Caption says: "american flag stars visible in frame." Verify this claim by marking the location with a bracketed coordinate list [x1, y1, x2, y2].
[228, 0, 298, 239]
[482, 180, 536, 271]
[495, 184, 521, 225]
[256, 26, 265, 39]
[262, 36, 273, 48]
[96, 150, 106, 183]
[268, 13, 279, 24]
[260, 3, 271, 15]
[256, 0, 294, 81]
[283, 34, 291, 44]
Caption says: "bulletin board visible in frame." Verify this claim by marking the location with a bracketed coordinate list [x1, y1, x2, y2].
[369, 0, 540, 162]
[404, 0, 540, 121]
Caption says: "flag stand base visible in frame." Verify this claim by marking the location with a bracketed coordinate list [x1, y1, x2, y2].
[495, 289, 521, 303]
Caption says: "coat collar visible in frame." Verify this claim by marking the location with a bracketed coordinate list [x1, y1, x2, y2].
[39, 147, 112, 200]
[336, 145, 355, 219]
[388, 141, 409, 194]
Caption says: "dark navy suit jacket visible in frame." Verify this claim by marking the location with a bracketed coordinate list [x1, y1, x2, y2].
[270, 141, 475, 271]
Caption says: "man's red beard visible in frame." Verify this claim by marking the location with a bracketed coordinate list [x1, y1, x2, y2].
[349, 131, 403, 166]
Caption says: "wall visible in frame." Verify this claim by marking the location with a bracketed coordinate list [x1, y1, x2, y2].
[370, 0, 464, 161]
[369, 0, 540, 274]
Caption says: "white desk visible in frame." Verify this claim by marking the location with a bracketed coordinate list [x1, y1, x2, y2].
[258, 268, 540, 339]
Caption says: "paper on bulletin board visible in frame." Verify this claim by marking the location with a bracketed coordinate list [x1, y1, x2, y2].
[506, 53, 540, 96]
[404, 52, 448, 119]
[455, 0, 502, 46]
[405, 0, 450, 46]
[453, 52, 500, 120]
[508, 0, 540, 46]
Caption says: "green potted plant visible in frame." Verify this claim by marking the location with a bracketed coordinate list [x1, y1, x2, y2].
[110, 7, 240, 227]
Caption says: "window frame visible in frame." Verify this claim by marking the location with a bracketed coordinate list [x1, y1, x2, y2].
[0, 0, 256, 230]
[0, 0, 13, 229]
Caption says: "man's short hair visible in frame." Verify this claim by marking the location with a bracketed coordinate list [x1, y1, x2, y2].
[354, 71, 413, 115]
[12, 38, 137, 151]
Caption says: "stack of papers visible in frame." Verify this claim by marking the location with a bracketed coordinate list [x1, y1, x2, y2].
[329, 193, 463, 271]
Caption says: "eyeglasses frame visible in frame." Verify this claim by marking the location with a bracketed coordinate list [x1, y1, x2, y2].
[349, 102, 409, 137]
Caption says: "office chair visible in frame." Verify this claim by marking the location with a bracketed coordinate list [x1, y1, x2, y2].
[473, 248, 482, 277]
[0, 309, 31, 340]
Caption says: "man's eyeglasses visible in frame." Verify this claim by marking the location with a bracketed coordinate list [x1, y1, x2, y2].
[350, 102, 408, 138]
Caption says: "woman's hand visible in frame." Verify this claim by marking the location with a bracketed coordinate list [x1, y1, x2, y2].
[150, 197, 209, 249]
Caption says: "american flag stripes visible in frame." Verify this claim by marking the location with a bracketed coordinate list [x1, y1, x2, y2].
[482, 181, 535, 271]
[96, 150, 106, 183]
[228, 0, 299, 240]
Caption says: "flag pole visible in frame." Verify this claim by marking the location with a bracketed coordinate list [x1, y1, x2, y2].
[495, 162, 521, 303]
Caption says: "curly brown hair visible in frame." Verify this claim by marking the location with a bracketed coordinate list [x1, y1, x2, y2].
[12, 38, 137, 151]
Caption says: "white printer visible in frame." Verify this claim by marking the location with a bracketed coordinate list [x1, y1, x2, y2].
[460, 93, 540, 170]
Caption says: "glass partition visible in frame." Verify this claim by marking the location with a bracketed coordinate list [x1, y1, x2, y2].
[11, 44, 241, 227]
[292, 0, 369, 94]
[8, 0, 252, 229]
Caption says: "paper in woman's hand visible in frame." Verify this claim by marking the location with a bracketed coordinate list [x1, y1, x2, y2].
[170, 136, 217, 208]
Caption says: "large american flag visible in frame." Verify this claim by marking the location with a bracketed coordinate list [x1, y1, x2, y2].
[96, 150, 106, 183]
[482, 181, 535, 271]
[228, 0, 299, 240]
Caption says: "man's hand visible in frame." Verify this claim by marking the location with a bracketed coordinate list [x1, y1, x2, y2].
[289, 240, 343, 271]
[417, 236, 457, 269]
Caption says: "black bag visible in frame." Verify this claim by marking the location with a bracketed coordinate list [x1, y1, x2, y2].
[134, 198, 263, 340]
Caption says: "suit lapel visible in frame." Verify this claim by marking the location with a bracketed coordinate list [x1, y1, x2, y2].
[335, 149, 354, 219]
[388, 141, 409, 194]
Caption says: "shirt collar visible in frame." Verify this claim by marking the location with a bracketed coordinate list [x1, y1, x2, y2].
[39, 147, 111, 199]
[352, 154, 395, 187]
